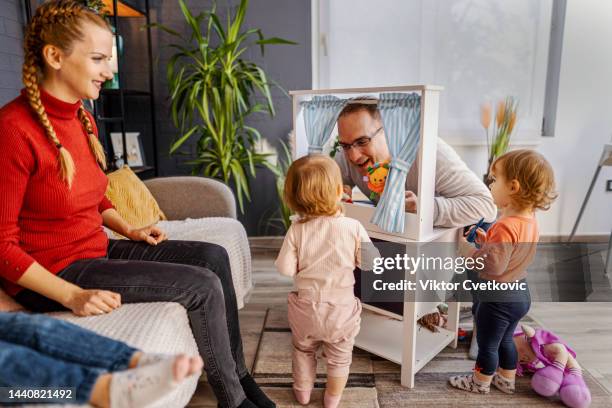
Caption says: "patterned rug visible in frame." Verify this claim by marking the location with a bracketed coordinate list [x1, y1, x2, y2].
[249, 306, 612, 408]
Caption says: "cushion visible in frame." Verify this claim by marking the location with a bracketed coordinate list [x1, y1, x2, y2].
[105, 166, 167, 233]
[31, 303, 199, 408]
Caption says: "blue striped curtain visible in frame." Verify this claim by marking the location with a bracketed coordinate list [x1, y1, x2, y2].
[371, 92, 421, 233]
[301, 95, 347, 154]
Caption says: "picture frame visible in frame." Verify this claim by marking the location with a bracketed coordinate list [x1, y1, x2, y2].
[110, 132, 145, 167]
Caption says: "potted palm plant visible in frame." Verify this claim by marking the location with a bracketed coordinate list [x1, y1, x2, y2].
[154, 0, 295, 212]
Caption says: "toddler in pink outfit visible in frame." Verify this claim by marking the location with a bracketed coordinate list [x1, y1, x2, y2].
[275, 155, 373, 408]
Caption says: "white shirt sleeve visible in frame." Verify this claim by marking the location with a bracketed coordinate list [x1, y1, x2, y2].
[355, 222, 380, 270]
[274, 224, 299, 277]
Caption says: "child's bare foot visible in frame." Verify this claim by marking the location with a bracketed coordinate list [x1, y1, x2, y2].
[188, 356, 204, 377]
[323, 391, 342, 408]
[134, 352, 202, 378]
[173, 354, 191, 383]
[293, 387, 311, 405]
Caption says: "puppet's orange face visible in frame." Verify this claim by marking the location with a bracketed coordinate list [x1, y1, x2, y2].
[367, 166, 389, 193]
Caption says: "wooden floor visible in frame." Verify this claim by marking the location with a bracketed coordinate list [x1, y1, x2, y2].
[529, 302, 612, 392]
[248, 243, 612, 394]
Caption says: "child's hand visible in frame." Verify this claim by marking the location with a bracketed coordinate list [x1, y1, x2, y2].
[465, 226, 486, 245]
[342, 185, 353, 202]
[457, 234, 476, 258]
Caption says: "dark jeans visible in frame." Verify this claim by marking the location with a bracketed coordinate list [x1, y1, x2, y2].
[473, 292, 531, 375]
[0, 312, 136, 403]
[16, 240, 247, 408]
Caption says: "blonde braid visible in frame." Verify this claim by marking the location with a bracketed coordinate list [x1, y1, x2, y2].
[78, 106, 107, 170]
[22, 1, 110, 188]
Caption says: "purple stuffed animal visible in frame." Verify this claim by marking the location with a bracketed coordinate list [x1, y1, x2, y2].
[513, 324, 591, 408]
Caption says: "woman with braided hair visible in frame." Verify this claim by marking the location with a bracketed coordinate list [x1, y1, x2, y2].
[0, 2, 272, 407]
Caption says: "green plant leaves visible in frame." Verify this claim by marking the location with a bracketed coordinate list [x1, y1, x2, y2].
[154, 0, 296, 213]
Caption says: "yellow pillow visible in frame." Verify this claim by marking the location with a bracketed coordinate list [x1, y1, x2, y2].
[105, 166, 166, 233]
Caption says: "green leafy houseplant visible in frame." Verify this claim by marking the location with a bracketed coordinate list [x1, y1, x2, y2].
[154, 0, 295, 212]
[260, 140, 293, 234]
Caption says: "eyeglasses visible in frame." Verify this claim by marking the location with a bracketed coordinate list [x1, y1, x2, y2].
[338, 127, 383, 151]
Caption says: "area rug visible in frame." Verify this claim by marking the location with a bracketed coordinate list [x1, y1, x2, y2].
[250, 306, 612, 408]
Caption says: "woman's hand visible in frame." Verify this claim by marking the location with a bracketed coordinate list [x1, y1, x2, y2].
[125, 224, 167, 246]
[64, 289, 121, 317]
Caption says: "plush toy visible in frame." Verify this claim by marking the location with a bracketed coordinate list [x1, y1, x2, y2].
[417, 304, 449, 333]
[365, 162, 389, 201]
[514, 324, 591, 408]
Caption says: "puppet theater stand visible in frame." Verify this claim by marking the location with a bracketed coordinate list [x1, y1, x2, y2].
[290, 85, 461, 388]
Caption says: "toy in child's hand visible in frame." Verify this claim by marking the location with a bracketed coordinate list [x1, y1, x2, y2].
[365, 161, 389, 201]
[514, 324, 591, 408]
[466, 217, 485, 243]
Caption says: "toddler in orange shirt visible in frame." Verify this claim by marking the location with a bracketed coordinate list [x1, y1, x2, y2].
[275, 155, 375, 408]
[450, 149, 557, 395]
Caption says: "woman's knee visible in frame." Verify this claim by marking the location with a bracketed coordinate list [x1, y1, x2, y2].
[201, 243, 231, 273]
[177, 265, 224, 294]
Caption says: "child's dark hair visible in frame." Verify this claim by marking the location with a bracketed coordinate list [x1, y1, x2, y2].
[492, 149, 558, 211]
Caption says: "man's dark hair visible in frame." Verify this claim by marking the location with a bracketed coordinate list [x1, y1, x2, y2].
[338, 96, 381, 121]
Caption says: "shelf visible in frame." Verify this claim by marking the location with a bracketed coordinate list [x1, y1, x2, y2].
[355, 308, 455, 371]
[100, 89, 151, 97]
[103, 0, 147, 17]
[132, 166, 155, 174]
[97, 116, 124, 123]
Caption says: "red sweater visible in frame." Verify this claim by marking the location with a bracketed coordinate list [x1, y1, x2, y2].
[0, 88, 113, 296]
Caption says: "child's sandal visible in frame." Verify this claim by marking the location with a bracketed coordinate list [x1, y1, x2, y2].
[448, 374, 490, 394]
[492, 373, 515, 394]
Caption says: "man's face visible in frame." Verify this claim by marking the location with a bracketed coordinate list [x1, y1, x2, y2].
[337, 110, 391, 176]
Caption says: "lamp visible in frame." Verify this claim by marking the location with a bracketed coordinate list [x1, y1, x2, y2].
[101, 0, 143, 17]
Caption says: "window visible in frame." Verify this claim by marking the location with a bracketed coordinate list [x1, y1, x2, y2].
[314, 0, 554, 143]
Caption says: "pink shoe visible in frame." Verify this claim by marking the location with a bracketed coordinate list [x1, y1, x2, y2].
[293, 387, 311, 405]
[559, 369, 591, 408]
[323, 391, 342, 408]
[532, 364, 565, 397]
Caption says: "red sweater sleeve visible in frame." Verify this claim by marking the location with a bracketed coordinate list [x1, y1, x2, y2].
[0, 126, 37, 283]
[99, 196, 114, 213]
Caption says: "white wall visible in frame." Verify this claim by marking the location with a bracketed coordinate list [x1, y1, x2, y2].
[315, 0, 612, 236]
[535, 0, 612, 236]
[427, 0, 612, 236]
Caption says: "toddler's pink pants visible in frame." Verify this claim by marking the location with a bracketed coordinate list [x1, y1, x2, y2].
[287, 288, 362, 391]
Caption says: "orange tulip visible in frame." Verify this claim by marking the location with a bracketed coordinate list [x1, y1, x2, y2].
[507, 111, 517, 134]
[480, 103, 492, 130]
[496, 100, 506, 127]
